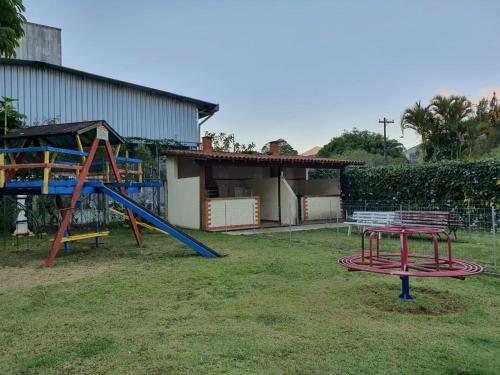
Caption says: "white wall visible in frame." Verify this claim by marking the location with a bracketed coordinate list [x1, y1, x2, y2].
[166, 157, 200, 229]
[243, 178, 279, 221]
[206, 197, 259, 230]
[301, 196, 341, 221]
[280, 176, 298, 225]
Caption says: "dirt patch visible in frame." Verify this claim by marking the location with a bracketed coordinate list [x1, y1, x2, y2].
[363, 284, 466, 315]
[0, 260, 125, 292]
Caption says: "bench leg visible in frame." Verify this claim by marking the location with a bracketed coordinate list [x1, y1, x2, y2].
[348, 225, 352, 236]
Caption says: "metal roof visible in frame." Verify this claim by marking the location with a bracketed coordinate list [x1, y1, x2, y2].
[0, 120, 125, 147]
[0, 59, 219, 118]
[162, 149, 364, 168]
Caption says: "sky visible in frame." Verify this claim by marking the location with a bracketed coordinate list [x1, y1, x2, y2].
[23, 0, 500, 153]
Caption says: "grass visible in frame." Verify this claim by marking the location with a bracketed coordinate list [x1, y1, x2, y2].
[0, 226, 499, 374]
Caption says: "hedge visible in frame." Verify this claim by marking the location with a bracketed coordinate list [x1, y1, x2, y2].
[343, 159, 499, 207]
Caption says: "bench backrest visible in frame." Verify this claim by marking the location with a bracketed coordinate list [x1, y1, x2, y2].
[351, 211, 396, 225]
[396, 210, 464, 228]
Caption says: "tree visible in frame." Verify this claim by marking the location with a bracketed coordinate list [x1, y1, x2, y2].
[318, 129, 406, 162]
[402, 93, 499, 161]
[0, 0, 26, 58]
[261, 139, 298, 156]
[401, 101, 435, 142]
[204, 132, 257, 153]
[430, 95, 473, 159]
[0, 96, 26, 135]
[401, 100, 443, 161]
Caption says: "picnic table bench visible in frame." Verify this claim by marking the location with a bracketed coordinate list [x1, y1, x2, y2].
[345, 210, 464, 237]
[345, 211, 397, 236]
[397, 210, 464, 237]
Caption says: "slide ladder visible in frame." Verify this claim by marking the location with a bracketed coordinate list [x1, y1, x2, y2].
[98, 184, 220, 258]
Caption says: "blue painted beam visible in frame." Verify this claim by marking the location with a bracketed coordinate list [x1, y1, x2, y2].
[1, 179, 161, 197]
[0, 146, 88, 157]
[115, 156, 143, 164]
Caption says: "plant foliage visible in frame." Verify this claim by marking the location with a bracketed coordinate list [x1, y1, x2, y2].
[0, 0, 26, 58]
[0, 96, 26, 135]
[204, 132, 257, 153]
[317, 129, 407, 166]
[344, 159, 499, 207]
[401, 93, 500, 161]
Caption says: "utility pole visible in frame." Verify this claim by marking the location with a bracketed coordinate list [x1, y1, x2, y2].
[379, 117, 394, 165]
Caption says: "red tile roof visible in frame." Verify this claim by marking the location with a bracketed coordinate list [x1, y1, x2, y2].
[300, 146, 322, 157]
[162, 149, 364, 168]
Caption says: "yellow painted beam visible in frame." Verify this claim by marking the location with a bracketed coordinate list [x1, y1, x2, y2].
[55, 231, 110, 243]
[0, 153, 4, 188]
[43, 151, 50, 194]
[114, 144, 121, 157]
[138, 162, 143, 192]
[105, 162, 110, 182]
[75, 134, 86, 163]
[110, 208, 168, 236]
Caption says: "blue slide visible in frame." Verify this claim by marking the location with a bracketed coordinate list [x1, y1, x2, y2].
[98, 184, 220, 258]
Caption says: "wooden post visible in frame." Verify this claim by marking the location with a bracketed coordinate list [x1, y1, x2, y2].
[43, 151, 50, 194]
[76, 134, 86, 163]
[104, 140, 143, 246]
[0, 153, 4, 188]
[45, 138, 100, 267]
[105, 162, 110, 182]
[138, 162, 143, 192]
[199, 162, 206, 230]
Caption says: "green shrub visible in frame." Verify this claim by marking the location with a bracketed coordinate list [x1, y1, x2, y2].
[344, 159, 499, 207]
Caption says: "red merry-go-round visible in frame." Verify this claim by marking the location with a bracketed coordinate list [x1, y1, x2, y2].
[338, 226, 483, 300]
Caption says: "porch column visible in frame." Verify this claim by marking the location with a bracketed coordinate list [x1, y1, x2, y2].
[199, 162, 206, 230]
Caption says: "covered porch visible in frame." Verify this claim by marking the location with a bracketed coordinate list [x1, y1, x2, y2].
[163, 138, 363, 231]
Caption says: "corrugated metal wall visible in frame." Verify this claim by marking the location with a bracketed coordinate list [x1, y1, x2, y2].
[0, 64, 200, 144]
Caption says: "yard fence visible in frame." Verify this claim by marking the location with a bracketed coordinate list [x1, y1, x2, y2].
[226, 199, 498, 274]
[342, 200, 498, 273]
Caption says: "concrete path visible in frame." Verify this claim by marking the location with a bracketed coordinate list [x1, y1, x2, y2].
[223, 222, 346, 235]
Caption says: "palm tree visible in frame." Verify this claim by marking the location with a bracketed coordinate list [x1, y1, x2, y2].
[401, 101, 433, 139]
[429, 95, 473, 159]
[401, 101, 437, 160]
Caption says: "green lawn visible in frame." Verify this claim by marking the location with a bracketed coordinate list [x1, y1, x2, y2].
[0, 227, 498, 374]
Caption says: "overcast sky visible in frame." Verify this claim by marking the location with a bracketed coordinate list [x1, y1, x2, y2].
[24, 0, 500, 153]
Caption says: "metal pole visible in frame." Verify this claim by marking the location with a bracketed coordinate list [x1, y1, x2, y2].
[492, 207, 497, 271]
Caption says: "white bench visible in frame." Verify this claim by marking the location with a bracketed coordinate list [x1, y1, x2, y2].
[344, 211, 397, 236]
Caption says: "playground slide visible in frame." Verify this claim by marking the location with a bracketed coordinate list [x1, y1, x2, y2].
[98, 185, 221, 258]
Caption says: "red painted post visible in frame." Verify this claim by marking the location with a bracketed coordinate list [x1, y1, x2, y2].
[103, 140, 143, 246]
[361, 230, 366, 262]
[431, 233, 439, 270]
[376, 235, 380, 258]
[445, 232, 452, 266]
[400, 230, 408, 272]
[45, 138, 100, 267]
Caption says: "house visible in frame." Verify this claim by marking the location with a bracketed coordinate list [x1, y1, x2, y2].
[404, 144, 421, 164]
[163, 137, 363, 231]
[300, 146, 321, 157]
